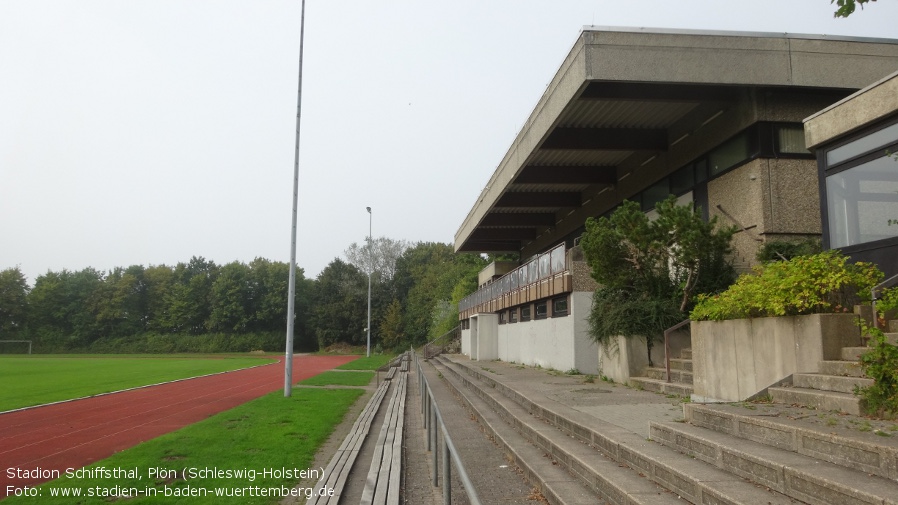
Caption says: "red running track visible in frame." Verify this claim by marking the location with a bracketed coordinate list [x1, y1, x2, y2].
[0, 354, 357, 491]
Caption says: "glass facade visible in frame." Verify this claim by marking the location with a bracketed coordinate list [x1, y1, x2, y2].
[826, 155, 898, 248]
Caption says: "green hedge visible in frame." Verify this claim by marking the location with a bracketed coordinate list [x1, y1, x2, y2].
[690, 251, 882, 321]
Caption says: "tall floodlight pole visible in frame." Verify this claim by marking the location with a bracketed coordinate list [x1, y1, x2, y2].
[366, 207, 372, 358]
[285, 0, 307, 398]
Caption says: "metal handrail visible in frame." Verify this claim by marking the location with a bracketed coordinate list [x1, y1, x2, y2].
[423, 325, 460, 360]
[872, 273, 898, 330]
[414, 352, 482, 505]
[664, 319, 691, 383]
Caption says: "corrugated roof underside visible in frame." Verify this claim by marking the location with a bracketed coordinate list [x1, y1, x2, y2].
[560, 100, 698, 128]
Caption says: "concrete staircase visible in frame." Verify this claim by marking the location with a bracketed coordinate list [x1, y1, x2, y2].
[427, 354, 823, 505]
[630, 348, 694, 397]
[766, 335, 898, 415]
[652, 402, 898, 505]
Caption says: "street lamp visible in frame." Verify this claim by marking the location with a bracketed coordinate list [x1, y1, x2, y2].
[284, 0, 307, 398]
[366, 206, 372, 358]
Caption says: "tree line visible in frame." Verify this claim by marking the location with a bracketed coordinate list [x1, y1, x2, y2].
[0, 240, 491, 354]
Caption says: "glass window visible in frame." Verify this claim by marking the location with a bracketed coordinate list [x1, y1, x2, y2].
[826, 155, 898, 248]
[509, 308, 518, 323]
[520, 305, 531, 322]
[694, 159, 708, 184]
[709, 132, 751, 176]
[641, 179, 670, 212]
[776, 125, 809, 154]
[499, 311, 506, 324]
[535, 301, 548, 319]
[670, 164, 694, 195]
[550, 245, 566, 274]
[552, 297, 569, 317]
[827, 122, 898, 165]
[539, 254, 550, 279]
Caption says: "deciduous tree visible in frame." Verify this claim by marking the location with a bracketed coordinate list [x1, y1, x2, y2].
[0, 267, 29, 338]
[580, 197, 736, 364]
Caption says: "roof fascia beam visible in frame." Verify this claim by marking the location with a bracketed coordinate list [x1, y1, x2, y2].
[515, 165, 616, 184]
[541, 127, 667, 151]
[496, 192, 581, 207]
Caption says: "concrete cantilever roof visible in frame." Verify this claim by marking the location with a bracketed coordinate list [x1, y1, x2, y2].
[454, 27, 898, 257]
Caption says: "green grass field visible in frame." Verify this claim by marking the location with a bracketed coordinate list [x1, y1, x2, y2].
[334, 353, 395, 371]
[298, 370, 375, 386]
[0, 355, 275, 412]
[4, 387, 364, 505]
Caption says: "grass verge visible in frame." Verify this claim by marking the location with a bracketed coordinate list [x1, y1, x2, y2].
[4, 387, 364, 504]
[298, 371, 375, 387]
[0, 355, 274, 412]
[334, 354, 395, 371]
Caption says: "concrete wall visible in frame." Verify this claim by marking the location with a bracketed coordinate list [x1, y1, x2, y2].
[691, 313, 862, 403]
[459, 292, 599, 374]
[466, 313, 498, 361]
[805, 69, 898, 149]
[707, 158, 822, 271]
[598, 335, 663, 384]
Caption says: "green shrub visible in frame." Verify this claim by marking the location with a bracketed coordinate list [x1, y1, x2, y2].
[755, 238, 822, 263]
[581, 197, 735, 363]
[856, 325, 898, 418]
[691, 251, 882, 321]
[877, 286, 898, 317]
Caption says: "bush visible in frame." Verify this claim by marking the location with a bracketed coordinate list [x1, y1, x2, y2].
[856, 325, 898, 418]
[755, 238, 822, 263]
[691, 251, 883, 321]
[581, 197, 735, 362]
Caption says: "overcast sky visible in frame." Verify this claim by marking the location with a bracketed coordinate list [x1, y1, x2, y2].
[2, 0, 898, 285]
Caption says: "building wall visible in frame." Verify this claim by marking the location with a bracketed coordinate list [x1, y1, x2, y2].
[461, 292, 598, 374]
[708, 157, 822, 270]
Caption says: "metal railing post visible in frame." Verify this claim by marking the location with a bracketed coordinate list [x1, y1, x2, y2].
[663, 319, 690, 383]
[426, 394, 432, 450]
[442, 435, 451, 504]
[872, 273, 898, 331]
[432, 408, 438, 486]
[414, 350, 482, 505]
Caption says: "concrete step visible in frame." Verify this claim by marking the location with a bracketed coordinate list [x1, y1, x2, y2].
[841, 347, 870, 361]
[643, 367, 693, 384]
[414, 357, 544, 504]
[669, 358, 692, 371]
[683, 403, 898, 481]
[818, 360, 866, 377]
[650, 421, 898, 505]
[436, 356, 801, 505]
[426, 358, 673, 505]
[680, 348, 692, 360]
[629, 377, 693, 396]
[768, 385, 864, 415]
[793, 373, 873, 394]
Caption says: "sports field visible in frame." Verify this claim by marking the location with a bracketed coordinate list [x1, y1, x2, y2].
[0, 354, 362, 501]
[0, 354, 276, 412]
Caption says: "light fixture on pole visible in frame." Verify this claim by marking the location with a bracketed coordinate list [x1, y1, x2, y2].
[366, 206, 372, 358]
[284, 0, 307, 398]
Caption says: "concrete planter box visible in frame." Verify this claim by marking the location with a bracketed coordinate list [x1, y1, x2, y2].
[691, 313, 862, 403]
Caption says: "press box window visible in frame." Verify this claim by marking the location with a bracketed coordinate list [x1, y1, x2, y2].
[535, 301, 548, 320]
[552, 297, 569, 317]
